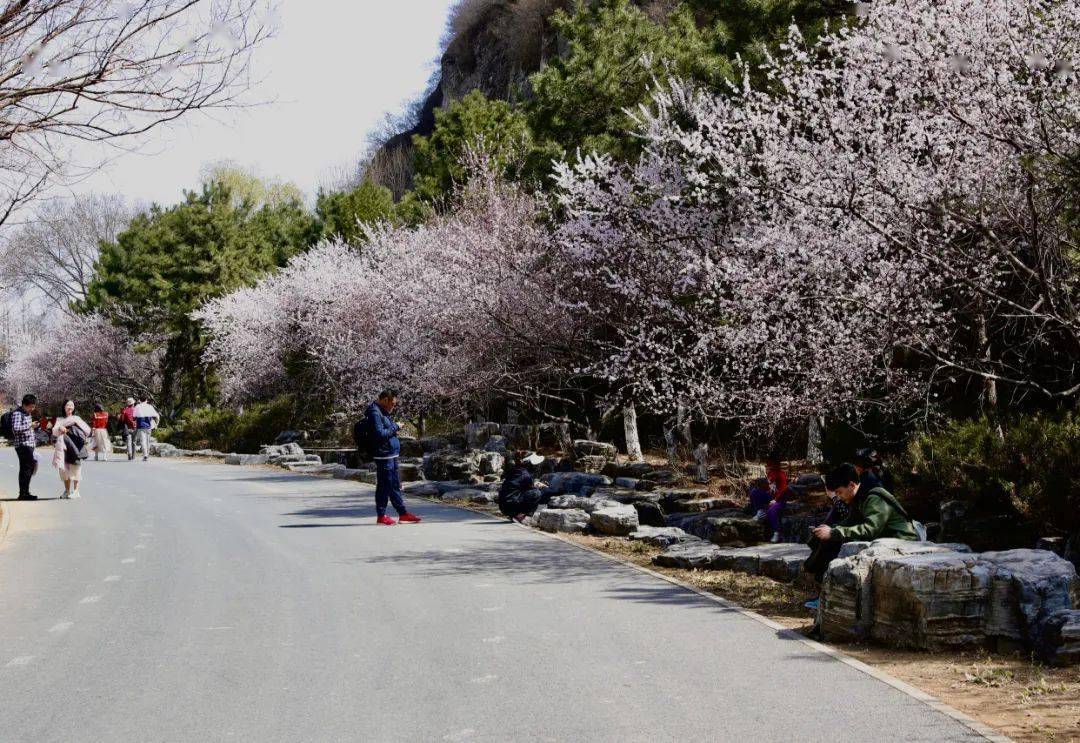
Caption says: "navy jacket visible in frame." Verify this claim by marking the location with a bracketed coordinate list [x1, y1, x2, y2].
[364, 401, 400, 459]
[498, 466, 536, 500]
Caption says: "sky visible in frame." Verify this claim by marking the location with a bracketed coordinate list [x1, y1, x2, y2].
[71, 0, 457, 206]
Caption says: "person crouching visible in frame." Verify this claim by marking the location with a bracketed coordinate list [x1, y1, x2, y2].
[498, 452, 548, 523]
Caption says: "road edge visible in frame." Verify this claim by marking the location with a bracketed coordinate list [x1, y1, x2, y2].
[421, 495, 1012, 743]
[0, 500, 10, 547]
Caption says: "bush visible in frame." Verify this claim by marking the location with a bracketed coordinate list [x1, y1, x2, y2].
[166, 396, 298, 454]
[903, 414, 1080, 534]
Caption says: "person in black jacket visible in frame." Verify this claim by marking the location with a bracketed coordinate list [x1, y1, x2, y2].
[498, 452, 548, 522]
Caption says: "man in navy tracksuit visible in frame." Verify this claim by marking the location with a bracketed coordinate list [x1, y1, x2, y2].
[364, 390, 422, 526]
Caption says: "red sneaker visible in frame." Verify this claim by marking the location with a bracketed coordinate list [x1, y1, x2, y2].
[398, 512, 422, 524]
[377, 515, 397, 526]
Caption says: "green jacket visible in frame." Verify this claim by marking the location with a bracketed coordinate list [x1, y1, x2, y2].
[832, 486, 920, 543]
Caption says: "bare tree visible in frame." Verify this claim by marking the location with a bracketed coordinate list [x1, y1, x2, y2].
[2, 192, 133, 309]
[0, 0, 274, 225]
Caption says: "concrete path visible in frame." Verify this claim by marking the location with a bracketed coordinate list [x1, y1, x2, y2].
[0, 450, 986, 742]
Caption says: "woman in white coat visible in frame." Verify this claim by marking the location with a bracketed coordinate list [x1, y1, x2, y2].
[52, 400, 91, 499]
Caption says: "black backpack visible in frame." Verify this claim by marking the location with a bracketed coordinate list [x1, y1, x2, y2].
[67, 425, 88, 452]
[0, 409, 15, 440]
[353, 416, 375, 461]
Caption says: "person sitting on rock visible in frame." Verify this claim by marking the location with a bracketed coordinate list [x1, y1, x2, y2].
[498, 451, 548, 523]
[748, 477, 772, 520]
[802, 463, 919, 610]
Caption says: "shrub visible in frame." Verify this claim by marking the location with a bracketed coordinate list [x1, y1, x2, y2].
[166, 396, 299, 454]
[903, 414, 1080, 534]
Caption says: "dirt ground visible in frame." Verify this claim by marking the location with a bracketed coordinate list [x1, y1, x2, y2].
[563, 534, 1080, 743]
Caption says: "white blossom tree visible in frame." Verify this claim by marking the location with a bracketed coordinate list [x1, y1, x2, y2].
[555, 0, 1080, 431]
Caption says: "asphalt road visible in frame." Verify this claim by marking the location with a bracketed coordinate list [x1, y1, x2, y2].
[0, 449, 986, 742]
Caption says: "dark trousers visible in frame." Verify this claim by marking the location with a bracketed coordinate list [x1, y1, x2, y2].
[804, 537, 844, 585]
[498, 488, 544, 519]
[15, 445, 35, 496]
[375, 458, 407, 518]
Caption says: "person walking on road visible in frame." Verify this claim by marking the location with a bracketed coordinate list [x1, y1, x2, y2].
[133, 397, 160, 461]
[361, 390, 421, 526]
[10, 394, 40, 500]
[119, 397, 137, 460]
[52, 400, 91, 499]
[91, 403, 112, 461]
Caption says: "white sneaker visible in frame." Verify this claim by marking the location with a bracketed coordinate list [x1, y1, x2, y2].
[60, 491, 69, 499]
[753, 509, 767, 521]
[70, 489, 81, 499]
[770, 532, 781, 543]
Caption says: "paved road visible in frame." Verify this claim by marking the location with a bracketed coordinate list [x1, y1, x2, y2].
[0, 449, 984, 742]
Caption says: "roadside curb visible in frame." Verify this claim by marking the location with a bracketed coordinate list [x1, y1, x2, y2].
[0, 500, 11, 547]
[421, 495, 1012, 743]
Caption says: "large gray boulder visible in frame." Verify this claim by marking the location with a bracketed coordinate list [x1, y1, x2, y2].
[820, 543, 1079, 655]
[979, 549, 1080, 643]
[477, 451, 505, 476]
[423, 450, 482, 481]
[465, 421, 502, 449]
[628, 526, 698, 548]
[536, 509, 590, 534]
[652, 541, 724, 570]
[820, 540, 975, 643]
[440, 489, 494, 505]
[709, 543, 813, 583]
[869, 551, 990, 649]
[224, 453, 269, 466]
[572, 440, 618, 461]
[546, 471, 612, 496]
[546, 495, 619, 513]
[666, 510, 766, 547]
[590, 504, 639, 536]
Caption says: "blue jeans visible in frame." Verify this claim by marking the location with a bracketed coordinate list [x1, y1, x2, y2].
[375, 458, 407, 518]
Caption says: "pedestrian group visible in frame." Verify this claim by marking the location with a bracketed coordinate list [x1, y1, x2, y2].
[4, 393, 160, 500]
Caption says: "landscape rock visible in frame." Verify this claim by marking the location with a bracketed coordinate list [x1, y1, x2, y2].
[666, 510, 766, 546]
[709, 543, 813, 583]
[572, 440, 618, 461]
[398, 436, 453, 458]
[477, 451, 505, 476]
[633, 501, 667, 528]
[545, 471, 612, 496]
[423, 450, 481, 481]
[819, 543, 1078, 654]
[405, 481, 441, 497]
[614, 477, 640, 490]
[978, 549, 1080, 643]
[274, 430, 303, 445]
[224, 453, 269, 466]
[483, 435, 509, 453]
[820, 540, 976, 643]
[652, 541, 724, 569]
[1036, 610, 1080, 666]
[546, 495, 620, 513]
[590, 504, 639, 536]
[536, 508, 590, 534]
[398, 462, 425, 482]
[603, 461, 654, 480]
[282, 463, 346, 476]
[575, 455, 609, 474]
[628, 526, 699, 548]
[869, 551, 990, 649]
[465, 421, 502, 449]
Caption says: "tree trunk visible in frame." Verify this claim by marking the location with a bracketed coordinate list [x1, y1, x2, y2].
[692, 443, 710, 484]
[417, 411, 426, 439]
[807, 416, 824, 464]
[623, 403, 643, 462]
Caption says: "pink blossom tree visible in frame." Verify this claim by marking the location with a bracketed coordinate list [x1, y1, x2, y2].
[2, 314, 161, 405]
